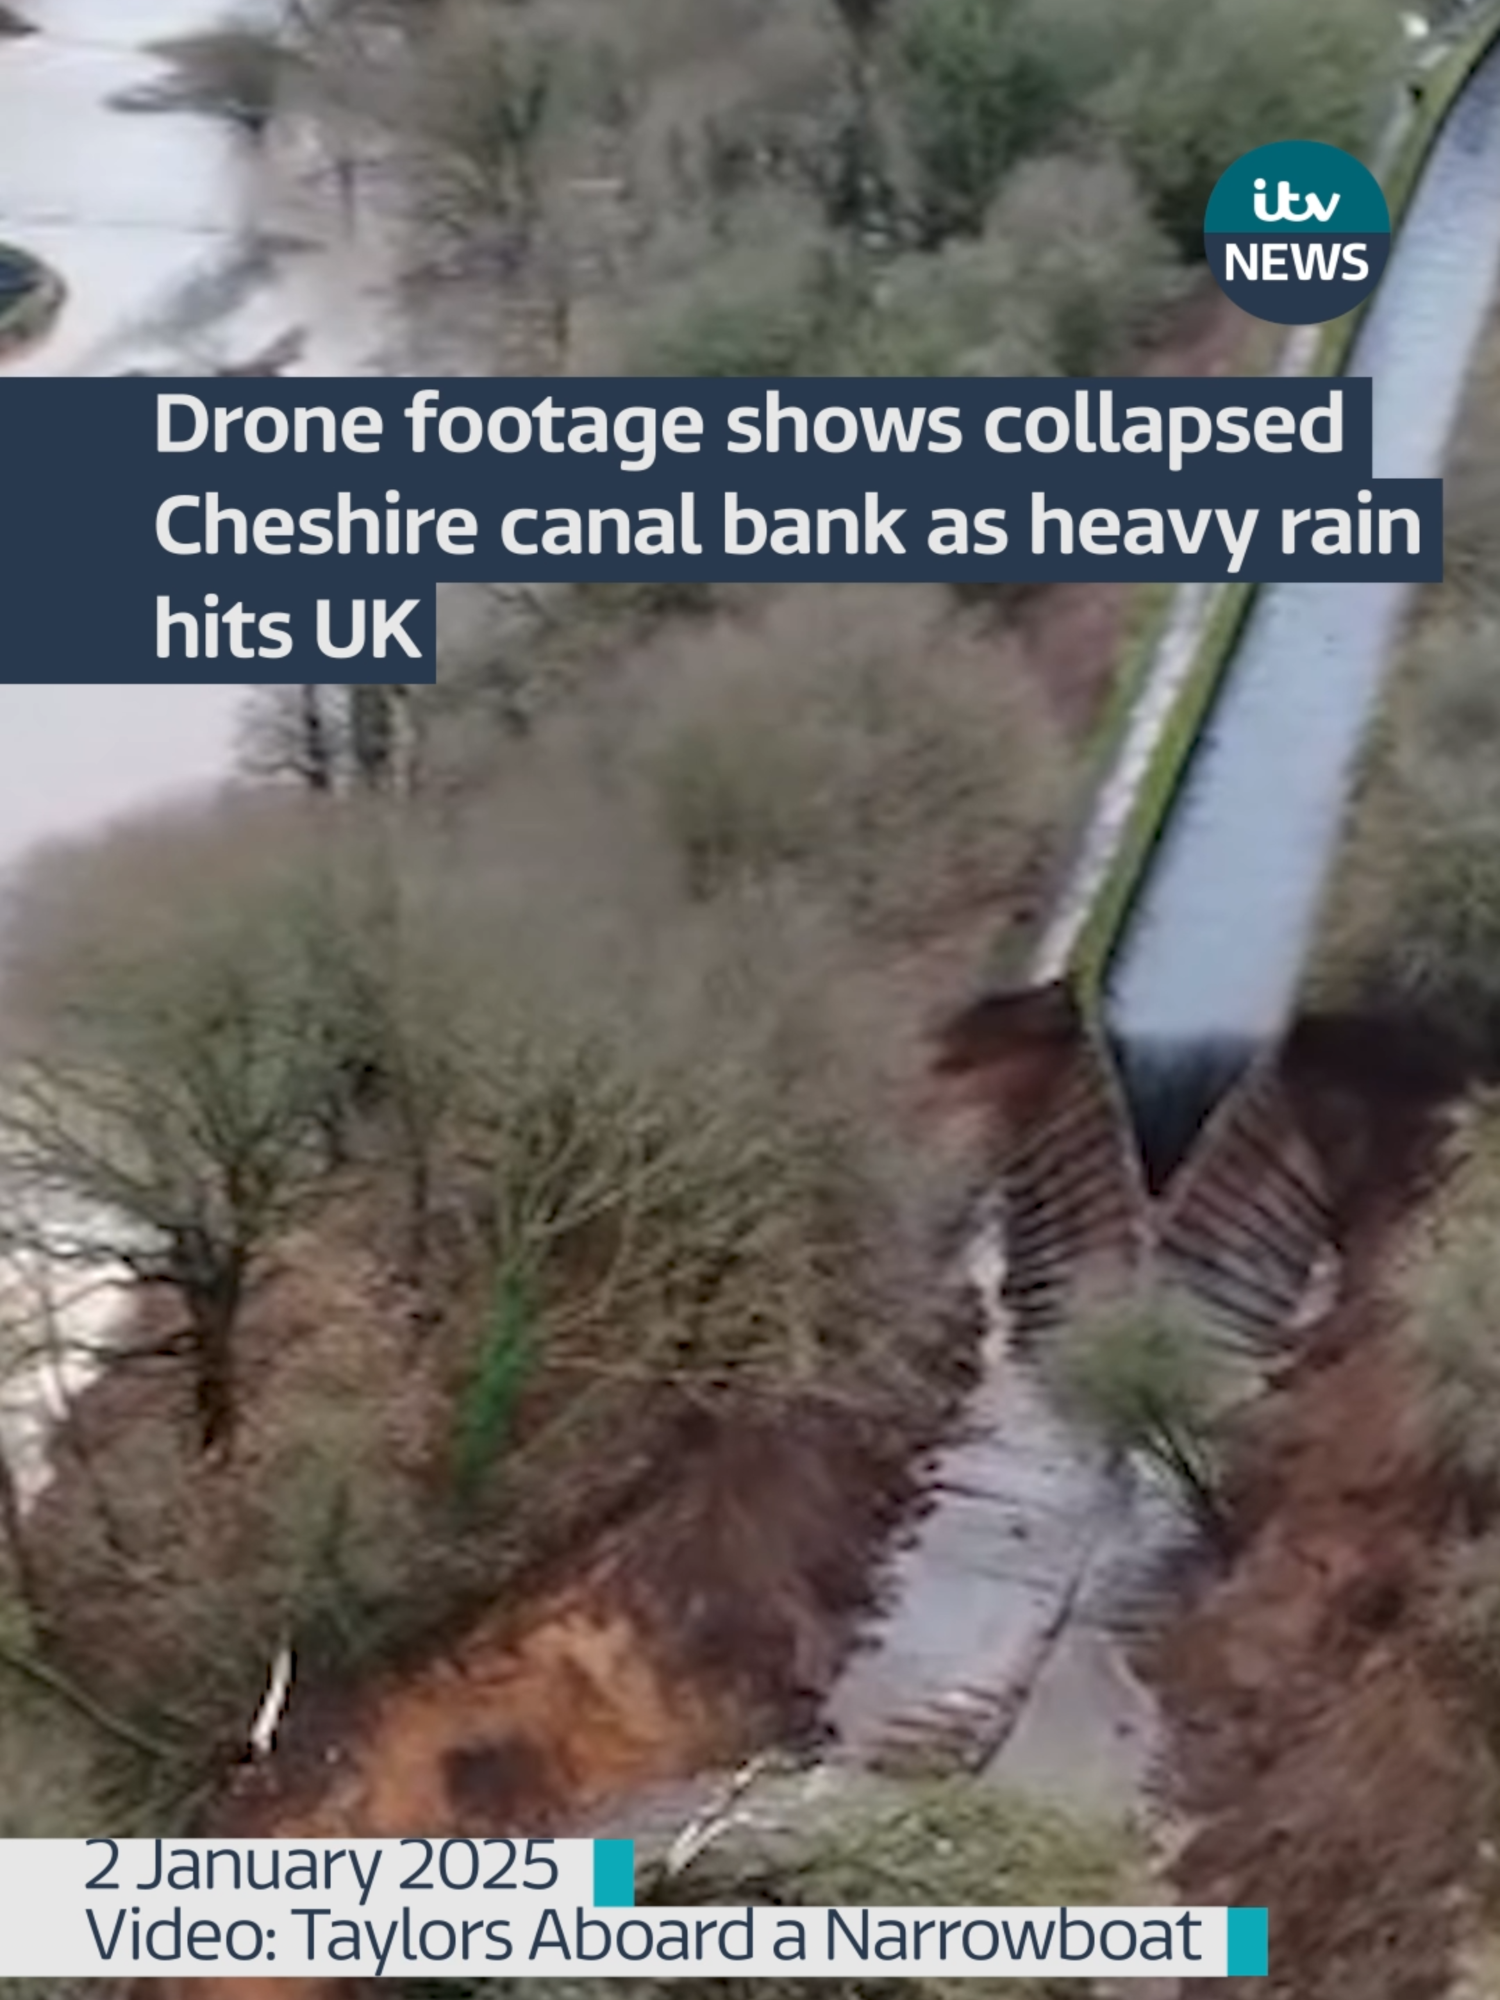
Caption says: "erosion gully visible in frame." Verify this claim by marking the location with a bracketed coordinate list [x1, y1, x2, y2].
[7, 4, 1500, 1990]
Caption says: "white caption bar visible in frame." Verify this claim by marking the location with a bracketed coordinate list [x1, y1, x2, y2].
[0, 1840, 1268, 1978]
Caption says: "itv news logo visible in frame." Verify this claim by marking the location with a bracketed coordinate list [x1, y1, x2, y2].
[1206, 139, 1391, 324]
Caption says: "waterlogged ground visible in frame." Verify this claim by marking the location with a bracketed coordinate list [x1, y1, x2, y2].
[826, 1242, 1173, 1815]
[0, 0, 394, 375]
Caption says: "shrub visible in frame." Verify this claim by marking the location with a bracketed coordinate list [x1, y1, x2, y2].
[894, 0, 1067, 241]
[966, 151, 1181, 376]
[1322, 617, 1500, 1050]
[1379, 812, 1500, 1049]
[1312, 312, 1500, 1042]
[459, 971, 904, 1396]
[629, 587, 1073, 941]
[629, 205, 861, 376]
[638, 147, 1177, 379]
[1048, 1277, 1243, 1537]
[388, 1775, 1135, 2000]
[1106, 0, 1401, 251]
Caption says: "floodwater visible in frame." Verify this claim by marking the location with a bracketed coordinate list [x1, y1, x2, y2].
[824, 1231, 1176, 1815]
[0, 0, 410, 884]
[0, 0, 392, 376]
[1106, 37, 1500, 1156]
[0, 0, 316, 1489]
[0, 684, 239, 879]
[0, 0, 409, 880]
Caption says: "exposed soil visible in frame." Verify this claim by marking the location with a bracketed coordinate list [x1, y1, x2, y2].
[1145, 1013, 1493, 2000]
[237, 1596, 724, 1838]
[1157, 1320, 1482, 2000]
[220, 1392, 960, 1842]
[930, 1003, 1495, 1999]
[137, 1387, 975, 2000]
[105, 276, 1279, 2000]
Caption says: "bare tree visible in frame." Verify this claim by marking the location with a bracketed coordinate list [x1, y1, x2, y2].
[347, 685, 394, 791]
[0, 937, 339, 1453]
[239, 685, 417, 797]
[238, 684, 340, 793]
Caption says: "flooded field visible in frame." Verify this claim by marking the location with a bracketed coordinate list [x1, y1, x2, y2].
[0, 0, 393, 375]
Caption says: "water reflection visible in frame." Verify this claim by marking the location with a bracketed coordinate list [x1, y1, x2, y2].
[1106, 39, 1500, 1172]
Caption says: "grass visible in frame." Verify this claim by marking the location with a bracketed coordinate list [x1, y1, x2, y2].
[389, 1775, 1141, 2000]
[1048, 1277, 1248, 1536]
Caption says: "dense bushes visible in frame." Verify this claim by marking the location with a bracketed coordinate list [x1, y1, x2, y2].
[307, 0, 1411, 375]
[630, 586, 1071, 932]
[0, 579, 1073, 1789]
[896, 0, 1073, 242]
[1102, 0, 1402, 252]
[1314, 316, 1500, 1051]
[1049, 1276, 1245, 1538]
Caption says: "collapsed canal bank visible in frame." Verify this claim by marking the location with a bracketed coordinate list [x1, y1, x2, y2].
[7, 16, 1500, 2000]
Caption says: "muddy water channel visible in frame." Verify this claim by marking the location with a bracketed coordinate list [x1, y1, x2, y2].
[823, 1231, 1177, 1815]
[0, 0, 393, 375]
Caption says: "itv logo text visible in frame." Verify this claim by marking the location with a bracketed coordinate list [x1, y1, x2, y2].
[1206, 140, 1390, 324]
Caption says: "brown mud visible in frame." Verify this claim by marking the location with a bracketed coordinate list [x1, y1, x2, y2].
[1155, 1312, 1480, 2000]
[143, 1389, 975, 2000]
[1148, 1013, 1493, 2000]
[116, 285, 1286, 2000]
[152, 1007, 1493, 2000]
[221, 1398, 956, 1840]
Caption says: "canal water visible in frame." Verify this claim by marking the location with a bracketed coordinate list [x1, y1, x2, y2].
[827, 29, 1500, 1800]
[1105, 34, 1500, 1178]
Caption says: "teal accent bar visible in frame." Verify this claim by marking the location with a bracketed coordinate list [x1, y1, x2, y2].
[592, 1839, 635, 1908]
[1227, 1907, 1268, 1977]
